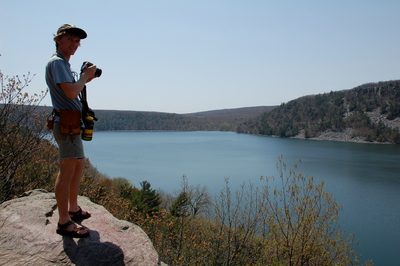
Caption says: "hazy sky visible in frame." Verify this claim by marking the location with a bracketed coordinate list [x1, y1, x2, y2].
[1, 0, 399, 113]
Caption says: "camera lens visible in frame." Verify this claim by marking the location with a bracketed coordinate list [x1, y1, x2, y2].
[95, 68, 102, 77]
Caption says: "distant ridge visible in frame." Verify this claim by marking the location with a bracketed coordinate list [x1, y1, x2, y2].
[88, 106, 275, 131]
[184, 106, 275, 119]
[33, 105, 275, 131]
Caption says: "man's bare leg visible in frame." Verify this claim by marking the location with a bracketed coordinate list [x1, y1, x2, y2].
[55, 158, 76, 224]
[55, 158, 89, 235]
[69, 158, 85, 212]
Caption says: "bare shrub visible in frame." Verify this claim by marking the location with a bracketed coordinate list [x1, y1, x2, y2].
[0, 69, 48, 202]
[261, 157, 356, 265]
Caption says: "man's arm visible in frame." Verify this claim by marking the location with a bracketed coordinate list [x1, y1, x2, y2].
[59, 65, 96, 99]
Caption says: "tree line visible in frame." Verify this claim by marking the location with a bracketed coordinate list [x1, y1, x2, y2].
[32, 107, 260, 132]
[92, 106, 273, 132]
[94, 110, 225, 131]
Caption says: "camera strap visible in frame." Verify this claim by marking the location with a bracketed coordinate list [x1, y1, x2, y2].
[79, 86, 98, 121]
[79, 86, 88, 113]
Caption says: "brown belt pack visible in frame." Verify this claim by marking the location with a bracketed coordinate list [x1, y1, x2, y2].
[59, 110, 81, 136]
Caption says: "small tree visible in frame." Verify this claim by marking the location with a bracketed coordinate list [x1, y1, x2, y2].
[261, 157, 356, 265]
[111, 177, 136, 199]
[170, 191, 190, 218]
[132, 180, 161, 215]
[176, 176, 210, 217]
[0, 69, 48, 202]
[209, 178, 266, 265]
[164, 176, 210, 264]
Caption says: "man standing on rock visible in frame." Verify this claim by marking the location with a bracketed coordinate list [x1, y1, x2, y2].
[46, 24, 97, 238]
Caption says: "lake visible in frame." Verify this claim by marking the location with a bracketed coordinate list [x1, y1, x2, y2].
[84, 131, 400, 265]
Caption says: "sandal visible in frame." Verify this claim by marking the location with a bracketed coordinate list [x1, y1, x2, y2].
[69, 206, 91, 222]
[56, 220, 89, 238]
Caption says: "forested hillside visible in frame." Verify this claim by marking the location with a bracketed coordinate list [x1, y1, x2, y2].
[93, 106, 273, 131]
[238, 80, 400, 143]
[94, 110, 202, 131]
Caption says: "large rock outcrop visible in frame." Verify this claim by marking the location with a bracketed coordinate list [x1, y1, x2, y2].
[0, 189, 160, 265]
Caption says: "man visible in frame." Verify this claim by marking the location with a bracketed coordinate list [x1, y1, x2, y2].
[46, 24, 97, 238]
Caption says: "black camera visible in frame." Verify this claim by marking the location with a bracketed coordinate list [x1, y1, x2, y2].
[81, 61, 102, 78]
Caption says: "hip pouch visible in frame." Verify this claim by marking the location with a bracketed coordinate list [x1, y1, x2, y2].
[59, 110, 81, 136]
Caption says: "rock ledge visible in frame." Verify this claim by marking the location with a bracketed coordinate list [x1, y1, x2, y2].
[0, 189, 160, 265]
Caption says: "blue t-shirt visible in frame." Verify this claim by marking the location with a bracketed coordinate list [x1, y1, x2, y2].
[45, 53, 82, 111]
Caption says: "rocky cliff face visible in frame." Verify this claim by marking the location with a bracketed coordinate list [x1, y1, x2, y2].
[0, 189, 160, 266]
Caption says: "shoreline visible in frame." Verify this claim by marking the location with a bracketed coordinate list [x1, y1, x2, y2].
[291, 129, 392, 145]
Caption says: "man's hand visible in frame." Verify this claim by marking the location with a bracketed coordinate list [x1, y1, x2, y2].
[82, 65, 97, 83]
[59, 65, 97, 99]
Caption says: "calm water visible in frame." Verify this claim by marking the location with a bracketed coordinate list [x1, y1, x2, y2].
[84, 131, 400, 265]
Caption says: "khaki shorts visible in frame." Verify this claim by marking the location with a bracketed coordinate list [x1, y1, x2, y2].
[53, 122, 85, 159]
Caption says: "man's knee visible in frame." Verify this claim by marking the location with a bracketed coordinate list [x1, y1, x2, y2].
[60, 157, 85, 170]
[76, 157, 85, 167]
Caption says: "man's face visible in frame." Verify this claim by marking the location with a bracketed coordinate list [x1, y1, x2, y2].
[57, 34, 81, 56]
